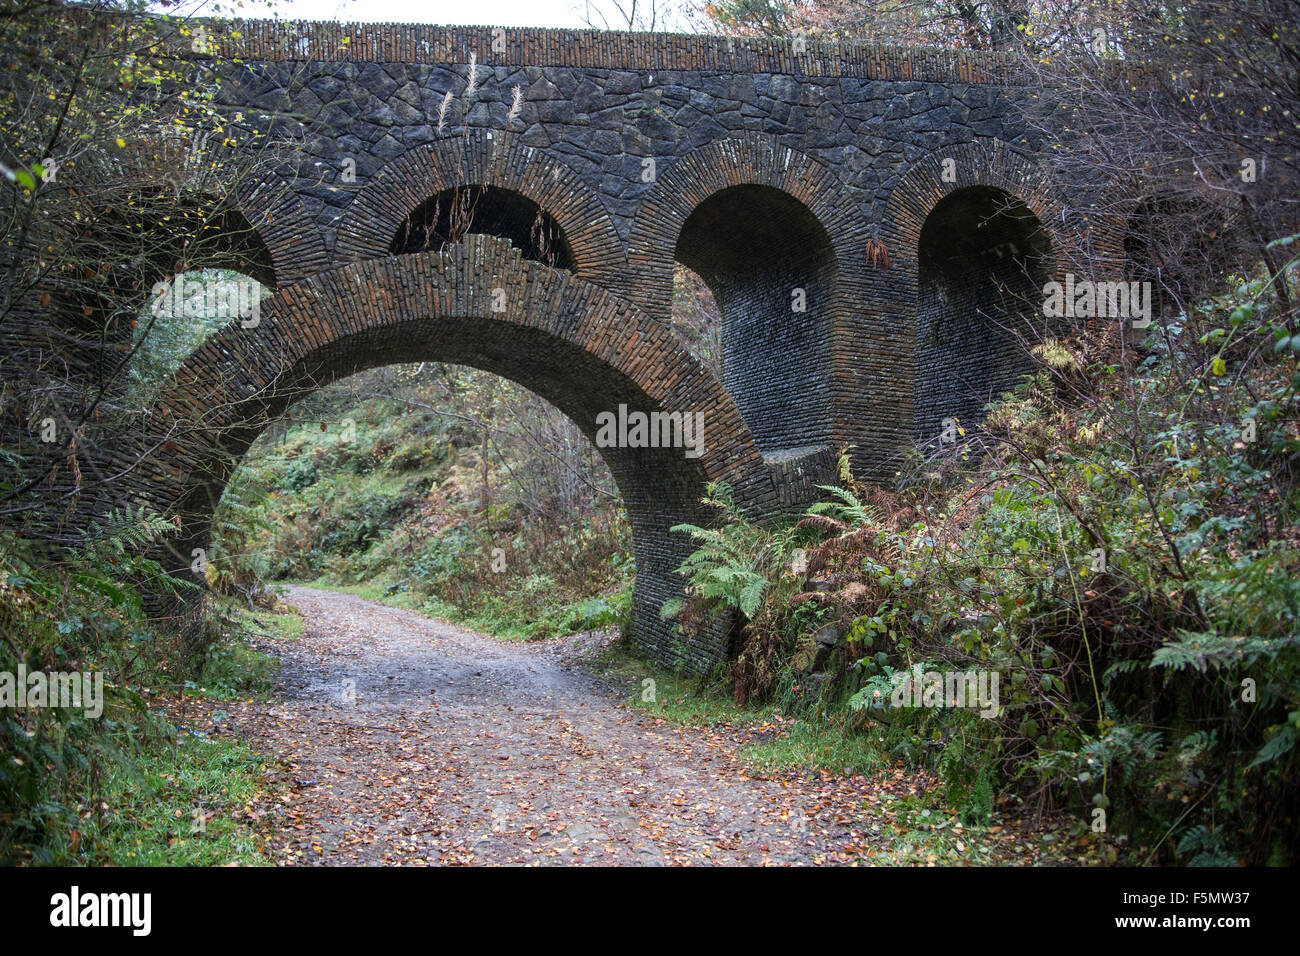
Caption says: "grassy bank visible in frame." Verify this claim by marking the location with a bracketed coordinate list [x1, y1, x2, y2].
[592, 642, 1100, 865]
[0, 528, 298, 865]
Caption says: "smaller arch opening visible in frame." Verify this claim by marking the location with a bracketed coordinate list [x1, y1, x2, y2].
[49, 193, 276, 394]
[918, 186, 1051, 282]
[127, 267, 272, 408]
[915, 186, 1054, 440]
[674, 184, 837, 454]
[102, 193, 277, 292]
[389, 186, 576, 271]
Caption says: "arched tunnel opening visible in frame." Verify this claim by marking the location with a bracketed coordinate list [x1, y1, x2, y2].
[914, 186, 1054, 441]
[390, 185, 576, 271]
[149, 296, 732, 670]
[205, 361, 634, 644]
[0, 198, 277, 538]
[674, 184, 836, 455]
[1124, 195, 1247, 323]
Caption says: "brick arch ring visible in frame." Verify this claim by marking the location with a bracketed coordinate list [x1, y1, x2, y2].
[881, 137, 1126, 291]
[136, 237, 777, 669]
[330, 130, 625, 290]
[98, 136, 330, 287]
[623, 131, 873, 323]
[876, 138, 1128, 443]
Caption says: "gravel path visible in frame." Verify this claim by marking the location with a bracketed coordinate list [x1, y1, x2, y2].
[172, 586, 1070, 866]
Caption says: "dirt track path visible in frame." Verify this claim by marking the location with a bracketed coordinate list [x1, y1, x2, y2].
[176, 587, 1062, 866]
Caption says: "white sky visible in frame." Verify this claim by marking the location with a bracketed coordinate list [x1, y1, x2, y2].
[163, 0, 695, 31]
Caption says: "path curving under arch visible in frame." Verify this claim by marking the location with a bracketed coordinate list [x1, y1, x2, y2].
[136, 236, 778, 668]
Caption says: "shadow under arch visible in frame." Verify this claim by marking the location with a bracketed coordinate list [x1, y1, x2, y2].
[882, 139, 1074, 445]
[914, 184, 1055, 440]
[0, 145, 317, 536]
[1122, 192, 1249, 323]
[390, 184, 577, 271]
[625, 133, 870, 489]
[95, 134, 328, 285]
[675, 183, 838, 455]
[20, 185, 282, 405]
[20, 130, 326, 400]
[138, 237, 776, 671]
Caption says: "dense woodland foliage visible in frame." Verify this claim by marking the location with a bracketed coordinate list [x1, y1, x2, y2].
[209, 363, 635, 640]
[1, 0, 1296, 865]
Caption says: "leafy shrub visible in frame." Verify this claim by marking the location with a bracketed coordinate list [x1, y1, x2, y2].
[0, 515, 187, 863]
[279, 456, 319, 492]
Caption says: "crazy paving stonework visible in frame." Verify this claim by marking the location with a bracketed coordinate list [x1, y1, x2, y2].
[9, 19, 1134, 671]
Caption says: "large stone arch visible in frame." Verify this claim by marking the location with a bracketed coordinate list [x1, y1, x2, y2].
[137, 236, 775, 670]
[880, 138, 1095, 443]
[625, 133, 872, 496]
[331, 131, 624, 290]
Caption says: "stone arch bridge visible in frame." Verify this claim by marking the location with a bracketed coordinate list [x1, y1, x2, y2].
[9, 18, 1133, 670]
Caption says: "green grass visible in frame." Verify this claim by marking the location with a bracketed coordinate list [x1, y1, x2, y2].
[95, 733, 273, 866]
[189, 604, 299, 700]
[593, 642, 1088, 864]
[596, 642, 941, 795]
[304, 574, 408, 605]
[296, 576, 629, 643]
[236, 601, 305, 642]
[737, 716, 887, 777]
[628, 673, 885, 779]
[594, 642, 772, 728]
[97, 605, 288, 865]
